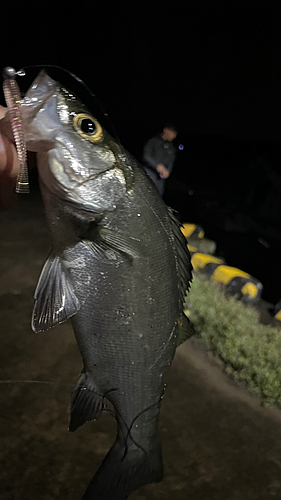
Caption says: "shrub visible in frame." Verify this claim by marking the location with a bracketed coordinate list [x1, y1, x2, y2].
[186, 276, 281, 407]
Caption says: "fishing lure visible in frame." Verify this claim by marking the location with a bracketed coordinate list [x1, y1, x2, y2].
[2, 65, 120, 197]
[2, 66, 29, 193]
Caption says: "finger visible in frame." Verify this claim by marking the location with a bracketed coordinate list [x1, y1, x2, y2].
[0, 132, 20, 177]
[0, 109, 14, 142]
[0, 105, 7, 120]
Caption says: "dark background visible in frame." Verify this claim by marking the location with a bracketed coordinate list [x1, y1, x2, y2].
[1, 1, 281, 303]
[2, 1, 280, 143]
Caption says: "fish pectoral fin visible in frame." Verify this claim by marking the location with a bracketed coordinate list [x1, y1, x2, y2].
[82, 229, 141, 264]
[177, 313, 196, 346]
[69, 372, 103, 432]
[101, 228, 142, 261]
[81, 238, 123, 264]
[32, 253, 80, 333]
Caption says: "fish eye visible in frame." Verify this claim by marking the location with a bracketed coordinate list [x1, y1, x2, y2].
[81, 118, 96, 135]
[73, 113, 103, 142]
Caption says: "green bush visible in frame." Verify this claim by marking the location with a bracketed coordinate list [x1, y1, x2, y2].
[185, 275, 281, 407]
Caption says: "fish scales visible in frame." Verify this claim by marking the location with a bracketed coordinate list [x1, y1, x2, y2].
[17, 69, 193, 500]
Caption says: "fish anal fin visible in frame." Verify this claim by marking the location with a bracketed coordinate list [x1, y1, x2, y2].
[32, 253, 80, 333]
[69, 372, 103, 432]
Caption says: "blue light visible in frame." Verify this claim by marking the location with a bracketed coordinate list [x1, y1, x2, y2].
[179, 144, 184, 150]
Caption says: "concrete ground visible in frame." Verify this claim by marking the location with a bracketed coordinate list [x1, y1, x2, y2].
[1, 186, 281, 500]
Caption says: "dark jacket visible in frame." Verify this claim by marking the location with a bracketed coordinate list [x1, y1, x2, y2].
[142, 134, 177, 174]
[142, 134, 177, 196]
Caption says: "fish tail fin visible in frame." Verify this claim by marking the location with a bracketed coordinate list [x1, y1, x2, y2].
[69, 372, 103, 432]
[82, 437, 163, 500]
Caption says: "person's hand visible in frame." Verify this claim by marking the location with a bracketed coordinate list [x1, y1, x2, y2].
[0, 105, 20, 211]
[156, 164, 170, 179]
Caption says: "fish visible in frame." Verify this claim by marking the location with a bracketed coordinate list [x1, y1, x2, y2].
[18, 69, 193, 499]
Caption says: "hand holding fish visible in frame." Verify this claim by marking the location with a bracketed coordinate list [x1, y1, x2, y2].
[0, 105, 19, 210]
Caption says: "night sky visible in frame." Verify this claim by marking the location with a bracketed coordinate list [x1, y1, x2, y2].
[1, 1, 281, 302]
[1, 1, 280, 146]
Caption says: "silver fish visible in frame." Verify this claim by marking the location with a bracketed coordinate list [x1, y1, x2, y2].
[20, 70, 193, 499]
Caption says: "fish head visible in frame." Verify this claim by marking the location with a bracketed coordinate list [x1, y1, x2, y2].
[21, 70, 131, 213]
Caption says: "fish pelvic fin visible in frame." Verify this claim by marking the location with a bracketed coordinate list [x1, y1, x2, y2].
[32, 253, 80, 333]
[177, 312, 196, 347]
[69, 372, 103, 432]
[82, 437, 163, 500]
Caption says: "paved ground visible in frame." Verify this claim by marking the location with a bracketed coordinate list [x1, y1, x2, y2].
[1, 186, 281, 500]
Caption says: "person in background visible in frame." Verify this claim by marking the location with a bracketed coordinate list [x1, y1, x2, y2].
[142, 122, 178, 196]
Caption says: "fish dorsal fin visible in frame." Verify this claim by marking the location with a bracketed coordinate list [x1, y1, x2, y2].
[167, 207, 193, 304]
[32, 253, 80, 333]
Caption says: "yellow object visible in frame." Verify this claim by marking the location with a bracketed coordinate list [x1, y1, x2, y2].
[241, 282, 258, 298]
[211, 266, 250, 285]
[275, 310, 281, 322]
[181, 223, 205, 239]
[191, 253, 223, 272]
[187, 245, 198, 253]
[181, 223, 196, 238]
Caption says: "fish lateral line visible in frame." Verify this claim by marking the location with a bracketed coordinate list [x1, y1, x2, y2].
[0, 379, 73, 386]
